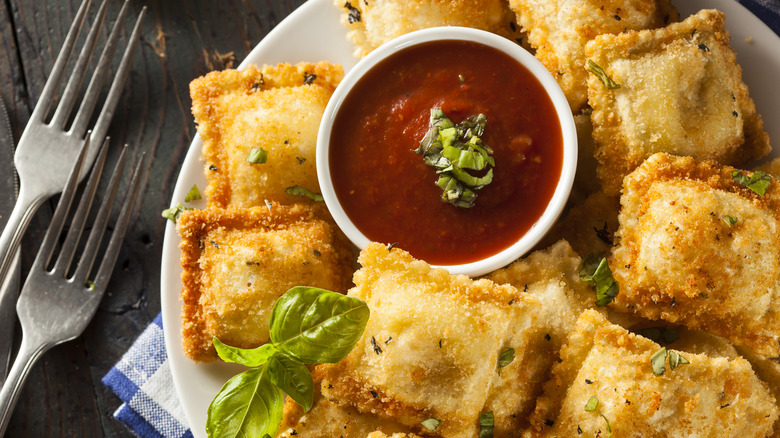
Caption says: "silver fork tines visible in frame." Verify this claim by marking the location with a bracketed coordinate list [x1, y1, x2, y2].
[0, 136, 146, 435]
[0, 0, 146, 341]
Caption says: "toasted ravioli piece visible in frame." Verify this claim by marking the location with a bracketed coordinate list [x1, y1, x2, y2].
[277, 372, 411, 438]
[587, 9, 771, 194]
[190, 62, 343, 208]
[335, 0, 524, 58]
[525, 310, 779, 437]
[177, 203, 354, 361]
[734, 347, 780, 437]
[319, 243, 542, 438]
[610, 153, 780, 356]
[509, 0, 677, 112]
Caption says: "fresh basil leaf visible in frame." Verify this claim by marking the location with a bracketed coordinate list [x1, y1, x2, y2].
[185, 184, 202, 202]
[247, 147, 268, 164]
[579, 255, 619, 306]
[722, 215, 738, 227]
[269, 286, 370, 364]
[497, 348, 515, 373]
[600, 413, 613, 438]
[206, 366, 283, 438]
[585, 395, 599, 412]
[421, 417, 441, 431]
[732, 170, 772, 196]
[668, 350, 690, 370]
[587, 60, 621, 89]
[650, 347, 667, 376]
[161, 203, 193, 223]
[266, 352, 314, 412]
[284, 185, 324, 202]
[478, 411, 494, 438]
[213, 338, 277, 367]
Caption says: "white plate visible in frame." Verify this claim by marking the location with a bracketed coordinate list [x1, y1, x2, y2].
[160, 0, 780, 435]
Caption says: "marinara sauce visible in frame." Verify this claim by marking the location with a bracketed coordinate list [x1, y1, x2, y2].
[330, 40, 563, 265]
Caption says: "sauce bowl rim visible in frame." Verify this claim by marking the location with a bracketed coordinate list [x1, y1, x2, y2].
[317, 26, 578, 277]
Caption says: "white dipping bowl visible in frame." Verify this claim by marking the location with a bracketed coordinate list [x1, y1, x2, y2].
[317, 26, 577, 277]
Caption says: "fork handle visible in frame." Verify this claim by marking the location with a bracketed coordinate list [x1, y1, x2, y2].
[0, 186, 46, 290]
[0, 334, 50, 435]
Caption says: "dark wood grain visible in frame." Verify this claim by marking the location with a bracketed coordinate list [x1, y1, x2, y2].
[0, 0, 305, 435]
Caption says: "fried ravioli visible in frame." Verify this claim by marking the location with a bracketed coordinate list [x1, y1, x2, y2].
[525, 310, 779, 437]
[540, 192, 620, 257]
[318, 243, 542, 438]
[509, 0, 677, 112]
[587, 9, 771, 194]
[335, 0, 525, 58]
[177, 203, 354, 361]
[610, 153, 780, 357]
[190, 62, 343, 208]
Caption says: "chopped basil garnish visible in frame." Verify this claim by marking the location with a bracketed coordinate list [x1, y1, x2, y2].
[415, 108, 495, 208]
[497, 348, 515, 373]
[723, 215, 738, 227]
[184, 184, 202, 202]
[161, 203, 193, 223]
[600, 413, 613, 438]
[732, 170, 771, 196]
[587, 60, 621, 89]
[479, 411, 494, 438]
[668, 350, 690, 370]
[421, 417, 442, 431]
[207, 287, 370, 437]
[579, 254, 619, 306]
[585, 395, 599, 412]
[650, 347, 668, 376]
[247, 147, 268, 164]
[285, 185, 324, 202]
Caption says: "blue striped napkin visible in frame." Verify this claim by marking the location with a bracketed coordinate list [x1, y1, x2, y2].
[102, 2, 780, 436]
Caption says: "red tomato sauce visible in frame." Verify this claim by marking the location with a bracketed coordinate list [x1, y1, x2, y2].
[330, 40, 563, 265]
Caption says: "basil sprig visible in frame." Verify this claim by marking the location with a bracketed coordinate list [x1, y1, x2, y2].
[587, 60, 621, 90]
[206, 287, 370, 438]
[732, 170, 771, 196]
[415, 108, 495, 208]
[579, 254, 619, 306]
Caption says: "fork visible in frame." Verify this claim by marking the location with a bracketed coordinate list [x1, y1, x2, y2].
[0, 0, 146, 304]
[0, 135, 145, 435]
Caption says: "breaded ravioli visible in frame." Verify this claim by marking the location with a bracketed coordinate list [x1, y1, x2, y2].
[733, 347, 780, 438]
[610, 153, 780, 357]
[586, 9, 771, 194]
[318, 243, 542, 438]
[509, 0, 677, 112]
[277, 372, 411, 438]
[177, 203, 354, 361]
[335, 0, 524, 58]
[540, 192, 620, 257]
[525, 310, 779, 437]
[190, 62, 343, 208]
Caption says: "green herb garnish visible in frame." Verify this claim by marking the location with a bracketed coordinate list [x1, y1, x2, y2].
[600, 413, 613, 438]
[247, 147, 268, 164]
[650, 347, 689, 376]
[723, 215, 738, 227]
[585, 395, 599, 412]
[207, 287, 370, 438]
[421, 417, 442, 431]
[185, 184, 202, 202]
[497, 348, 515, 374]
[415, 108, 495, 208]
[285, 185, 324, 202]
[161, 203, 193, 223]
[668, 350, 690, 370]
[579, 254, 619, 306]
[479, 411, 494, 438]
[587, 60, 621, 89]
[732, 170, 771, 196]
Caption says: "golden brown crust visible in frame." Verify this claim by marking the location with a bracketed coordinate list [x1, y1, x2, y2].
[757, 157, 780, 179]
[177, 203, 355, 361]
[190, 62, 343, 208]
[335, 0, 526, 58]
[319, 243, 543, 438]
[525, 310, 779, 437]
[587, 9, 771, 195]
[509, 0, 678, 112]
[610, 153, 780, 356]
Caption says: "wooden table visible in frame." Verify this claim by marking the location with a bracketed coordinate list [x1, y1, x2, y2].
[0, 0, 305, 435]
